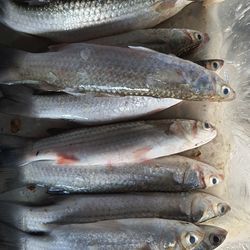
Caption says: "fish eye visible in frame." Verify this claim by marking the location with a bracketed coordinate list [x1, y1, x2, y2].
[218, 203, 226, 215]
[209, 234, 221, 246]
[222, 86, 230, 96]
[212, 61, 219, 70]
[210, 176, 219, 185]
[194, 32, 203, 41]
[203, 122, 212, 130]
[185, 233, 198, 246]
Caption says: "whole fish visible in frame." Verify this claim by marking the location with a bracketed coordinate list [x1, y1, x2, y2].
[0, 219, 205, 250]
[0, 85, 181, 123]
[0, 119, 217, 167]
[0, 155, 223, 193]
[0, 0, 200, 42]
[88, 28, 208, 56]
[0, 44, 235, 101]
[0, 192, 230, 232]
[195, 225, 228, 250]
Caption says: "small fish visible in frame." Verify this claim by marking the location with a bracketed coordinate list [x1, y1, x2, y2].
[0, 192, 230, 232]
[196, 60, 224, 72]
[195, 225, 228, 250]
[0, 44, 235, 101]
[0, 119, 217, 167]
[0, 0, 201, 42]
[0, 85, 181, 123]
[0, 218, 205, 250]
[88, 28, 208, 57]
[0, 155, 223, 193]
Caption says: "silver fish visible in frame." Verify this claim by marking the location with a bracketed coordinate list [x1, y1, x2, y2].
[0, 85, 181, 123]
[0, 155, 223, 193]
[0, 43, 235, 101]
[195, 225, 228, 250]
[0, 119, 217, 167]
[0, 0, 200, 42]
[0, 219, 205, 250]
[0, 192, 230, 232]
[88, 28, 208, 56]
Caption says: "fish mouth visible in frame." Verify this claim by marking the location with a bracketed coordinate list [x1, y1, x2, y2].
[177, 42, 201, 57]
[209, 229, 228, 247]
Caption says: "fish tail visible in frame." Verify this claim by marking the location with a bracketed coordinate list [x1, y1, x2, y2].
[0, 167, 22, 193]
[0, 222, 23, 249]
[0, 85, 32, 116]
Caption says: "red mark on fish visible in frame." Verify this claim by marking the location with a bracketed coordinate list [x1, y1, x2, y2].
[56, 154, 79, 165]
[133, 146, 152, 161]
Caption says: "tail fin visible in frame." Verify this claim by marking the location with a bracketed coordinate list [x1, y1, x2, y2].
[0, 223, 23, 249]
[0, 85, 33, 116]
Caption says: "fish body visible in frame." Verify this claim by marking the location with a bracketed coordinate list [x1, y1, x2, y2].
[0, 119, 217, 167]
[0, 192, 230, 232]
[0, 44, 235, 101]
[0, 86, 181, 123]
[1, 155, 223, 193]
[0, 0, 197, 42]
[0, 219, 205, 250]
[88, 28, 207, 56]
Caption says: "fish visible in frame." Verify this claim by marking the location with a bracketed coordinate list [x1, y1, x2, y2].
[0, 155, 223, 193]
[0, 43, 235, 101]
[196, 60, 224, 72]
[0, 85, 181, 123]
[0, 192, 230, 232]
[0, 119, 217, 167]
[195, 225, 228, 250]
[0, 0, 201, 43]
[0, 218, 205, 250]
[88, 28, 208, 57]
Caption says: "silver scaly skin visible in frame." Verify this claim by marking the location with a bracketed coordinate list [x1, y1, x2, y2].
[0, 119, 217, 167]
[0, 43, 235, 101]
[0, 192, 230, 232]
[0, 0, 198, 42]
[0, 219, 205, 250]
[10, 155, 223, 193]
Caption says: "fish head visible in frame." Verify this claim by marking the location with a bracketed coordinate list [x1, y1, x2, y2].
[191, 193, 231, 222]
[183, 161, 223, 189]
[212, 73, 236, 101]
[176, 30, 208, 57]
[197, 60, 224, 72]
[170, 120, 217, 146]
[175, 222, 205, 250]
[196, 225, 228, 250]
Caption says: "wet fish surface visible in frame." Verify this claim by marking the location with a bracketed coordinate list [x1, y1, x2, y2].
[0, 155, 223, 193]
[0, 0, 199, 42]
[0, 218, 205, 250]
[0, 119, 217, 167]
[0, 44, 235, 101]
[0, 85, 181, 123]
[88, 28, 208, 56]
[0, 192, 230, 232]
[195, 225, 228, 250]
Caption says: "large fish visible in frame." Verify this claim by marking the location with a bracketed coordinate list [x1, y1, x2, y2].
[0, 0, 201, 42]
[0, 43, 235, 101]
[0, 85, 181, 123]
[0, 155, 223, 193]
[0, 119, 217, 167]
[88, 28, 208, 56]
[0, 219, 205, 250]
[0, 192, 230, 232]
